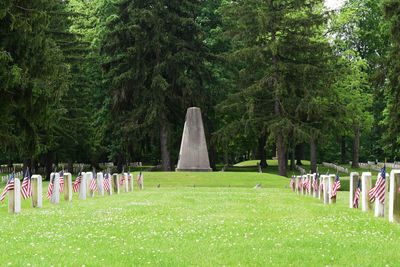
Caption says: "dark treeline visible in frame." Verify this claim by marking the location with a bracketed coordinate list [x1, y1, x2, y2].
[1, 0, 400, 177]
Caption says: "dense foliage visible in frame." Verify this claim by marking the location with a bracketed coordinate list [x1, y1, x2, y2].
[0, 0, 399, 176]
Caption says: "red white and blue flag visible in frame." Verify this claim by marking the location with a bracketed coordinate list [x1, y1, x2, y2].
[59, 171, 64, 193]
[331, 174, 341, 198]
[21, 168, 32, 199]
[119, 173, 125, 186]
[353, 179, 361, 208]
[89, 171, 97, 192]
[369, 165, 386, 203]
[103, 173, 111, 192]
[290, 176, 295, 191]
[47, 173, 55, 199]
[73, 173, 82, 193]
[313, 173, 319, 192]
[0, 173, 15, 202]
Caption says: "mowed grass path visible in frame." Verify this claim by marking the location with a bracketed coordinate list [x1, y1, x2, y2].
[0, 172, 400, 266]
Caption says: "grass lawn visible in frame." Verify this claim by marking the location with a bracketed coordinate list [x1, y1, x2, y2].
[0, 172, 399, 266]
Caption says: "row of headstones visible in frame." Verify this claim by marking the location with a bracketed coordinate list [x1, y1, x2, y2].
[349, 171, 400, 223]
[1, 171, 23, 182]
[293, 171, 400, 223]
[322, 162, 349, 174]
[7, 172, 143, 214]
[294, 174, 339, 204]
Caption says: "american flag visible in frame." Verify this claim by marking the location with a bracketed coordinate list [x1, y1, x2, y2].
[47, 173, 55, 199]
[353, 179, 361, 208]
[319, 177, 324, 192]
[303, 177, 309, 191]
[73, 173, 82, 193]
[59, 171, 64, 193]
[0, 173, 15, 202]
[119, 173, 125, 186]
[331, 174, 341, 198]
[89, 172, 97, 192]
[297, 177, 302, 191]
[290, 176, 295, 191]
[368, 165, 386, 203]
[21, 168, 32, 199]
[313, 174, 319, 192]
[103, 173, 111, 192]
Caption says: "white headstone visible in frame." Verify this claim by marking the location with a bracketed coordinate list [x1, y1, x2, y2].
[313, 173, 319, 198]
[112, 173, 120, 194]
[31, 175, 42, 208]
[128, 173, 134, 192]
[361, 172, 372, 212]
[64, 172, 73, 202]
[97, 172, 104, 196]
[374, 172, 388, 218]
[328, 174, 336, 204]
[321, 175, 330, 204]
[8, 178, 21, 214]
[349, 172, 359, 209]
[307, 174, 313, 196]
[123, 173, 129, 192]
[86, 172, 93, 197]
[389, 170, 400, 223]
[295, 176, 302, 194]
[50, 172, 60, 204]
[79, 172, 87, 200]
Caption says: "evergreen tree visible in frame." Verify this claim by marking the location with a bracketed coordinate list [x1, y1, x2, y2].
[101, 0, 209, 170]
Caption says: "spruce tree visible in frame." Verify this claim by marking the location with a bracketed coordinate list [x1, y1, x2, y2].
[101, 0, 209, 170]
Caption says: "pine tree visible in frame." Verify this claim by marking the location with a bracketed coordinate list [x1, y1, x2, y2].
[101, 0, 209, 170]
[219, 0, 334, 175]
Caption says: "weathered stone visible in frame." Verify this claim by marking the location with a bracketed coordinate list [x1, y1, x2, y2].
[349, 172, 359, 209]
[361, 172, 372, 212]
[8, 178, 21, 214]
[31, 175, 42, 208]
[64, 172, 73, 202]
[86, 172, 94, 197]
[128, 173, 134, 192]
[374, 172, 388, 218]
[97, 172, 104, 196]
[295, 175, 302, 194]
[112, 173, 120, 194]
[328, 174, 336, 204]
[50, 172, 60, 204]
[322, 175, 330, 204]
[389, 170, 400, 223]
[79, 172, 87, 200]
[176, 107, 212, 172]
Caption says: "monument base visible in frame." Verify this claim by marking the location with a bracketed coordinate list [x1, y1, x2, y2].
[176, 168, 212, 172]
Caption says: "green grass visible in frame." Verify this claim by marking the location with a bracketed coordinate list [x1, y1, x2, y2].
[0, 172, 399, 266]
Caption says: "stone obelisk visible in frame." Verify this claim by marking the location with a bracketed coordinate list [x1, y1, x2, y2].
[176, 107, 212, 172]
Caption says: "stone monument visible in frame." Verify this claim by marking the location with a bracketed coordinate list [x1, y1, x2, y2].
[176, 107, 212, 172]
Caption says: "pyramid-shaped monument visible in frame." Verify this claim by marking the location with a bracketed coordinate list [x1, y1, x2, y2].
[176, 107, 212, 172]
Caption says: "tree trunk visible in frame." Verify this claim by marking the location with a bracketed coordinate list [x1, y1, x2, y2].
[352, 126, 360, 168]
[45, 151, 54, 180]
[341, 136, 347, 164]
[67, 160, 73, 174]
[160, 121, 171, 171]
[275, 98, 286, 176]
[310, 137, 317, 173]
[290, 148, 295, 170]
[295, 143, 304, 165]
[258, 133, 268, 168]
